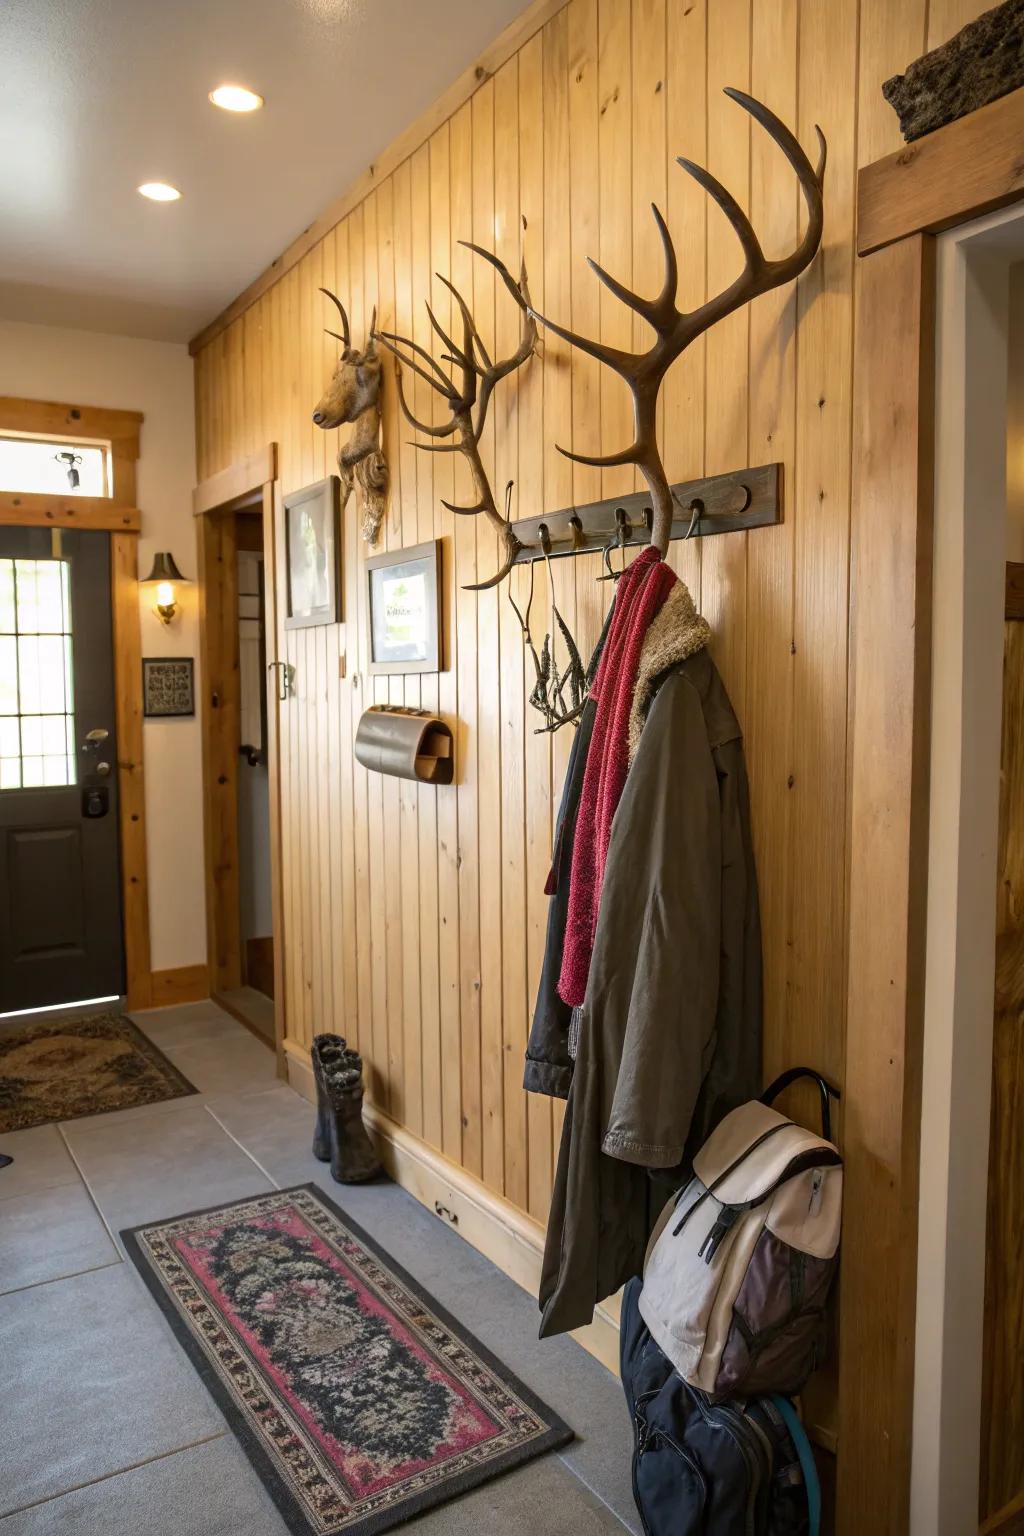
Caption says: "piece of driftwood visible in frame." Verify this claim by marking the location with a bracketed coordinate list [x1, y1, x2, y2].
[883, 0, 1024, 142]
[526, 89, 824, 565]
[313, 292, 389, 544]
[375, 241, 537, 591]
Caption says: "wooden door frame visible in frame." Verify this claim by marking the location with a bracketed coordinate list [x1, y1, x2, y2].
[0, 395, 152, 1009]
[193, 444, 286, 1068]
[838, 86, 1024, 1536]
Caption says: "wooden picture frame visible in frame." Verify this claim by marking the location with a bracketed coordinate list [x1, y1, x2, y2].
[142, 656, 195, 718]
[366, 539, 443, 675]
[283, 476, 341, 629]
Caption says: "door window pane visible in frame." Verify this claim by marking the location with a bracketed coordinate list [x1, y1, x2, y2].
[0, 558, 75, 790]
[0, 437, 107, 496]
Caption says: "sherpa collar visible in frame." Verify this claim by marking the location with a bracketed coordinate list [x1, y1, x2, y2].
[627, 579, 711, 762]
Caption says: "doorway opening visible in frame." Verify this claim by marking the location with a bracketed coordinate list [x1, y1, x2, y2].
[194, 446, 285, 1068]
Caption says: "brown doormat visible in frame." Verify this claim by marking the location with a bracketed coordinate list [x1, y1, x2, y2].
[0, 1011, 197, 1132]
[124, 1184, 573, 1536]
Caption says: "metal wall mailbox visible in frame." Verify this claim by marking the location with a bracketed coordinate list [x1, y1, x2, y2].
[354, 705, 454, 785]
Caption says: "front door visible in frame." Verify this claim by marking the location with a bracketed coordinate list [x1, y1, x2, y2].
[0, 527, 124, 1011]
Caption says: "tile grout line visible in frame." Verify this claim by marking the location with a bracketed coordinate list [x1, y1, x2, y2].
[0, 1432, 229, 1523]
[56, 1124, 124, 1252]
[554, 1451, 638, 1535]
[0, 1176, 84, 1207]
[0, 1258, 123, 1300]
[202, 1104, 282, 1190]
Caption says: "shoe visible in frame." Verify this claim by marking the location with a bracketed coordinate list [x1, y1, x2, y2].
[311, 1033, 348, 1162]
[312, 1036, 382, 1184]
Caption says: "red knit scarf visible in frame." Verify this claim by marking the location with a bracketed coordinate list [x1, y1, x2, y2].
[558, 547, 677, 1007]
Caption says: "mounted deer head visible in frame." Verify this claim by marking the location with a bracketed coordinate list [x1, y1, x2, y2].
[529, 89, 826, 560]
[374, 243, 537, 591]
[313, 290, 389, 545]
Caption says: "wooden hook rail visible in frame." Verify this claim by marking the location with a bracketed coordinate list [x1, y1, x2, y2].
[509, 462, 781, 565]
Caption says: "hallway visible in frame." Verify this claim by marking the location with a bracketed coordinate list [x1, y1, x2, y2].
[0, 1005, 637, 1534]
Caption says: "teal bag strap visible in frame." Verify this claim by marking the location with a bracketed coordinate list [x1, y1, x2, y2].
[769, 1395, 821, 1536]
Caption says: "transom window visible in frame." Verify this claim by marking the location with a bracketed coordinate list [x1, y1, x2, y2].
[0, 559, 76, 789]
[0, 435, 108, 497]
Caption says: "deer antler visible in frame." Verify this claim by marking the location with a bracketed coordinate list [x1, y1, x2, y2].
[319, 287, 352, 353]
[529, 88, 826, 559]
[375, 243, 537, 591]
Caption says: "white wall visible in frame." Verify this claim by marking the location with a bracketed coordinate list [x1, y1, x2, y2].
[0, 318, 205, 972]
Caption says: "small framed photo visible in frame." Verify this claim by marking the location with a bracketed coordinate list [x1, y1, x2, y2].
[142, 657, 194, 718]
[366, 539, 443, 675]
[284, 476, 341, 629]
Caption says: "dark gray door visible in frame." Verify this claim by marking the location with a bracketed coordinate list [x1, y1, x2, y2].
[0, 528, 124, 1011]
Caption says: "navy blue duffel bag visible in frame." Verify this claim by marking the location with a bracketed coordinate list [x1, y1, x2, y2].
[620, 1277, 821, 1536]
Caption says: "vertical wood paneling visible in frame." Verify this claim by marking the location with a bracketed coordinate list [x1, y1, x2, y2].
[191, 0, 937, 1452]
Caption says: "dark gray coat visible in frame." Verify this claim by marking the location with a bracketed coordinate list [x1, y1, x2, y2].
[536, 648, 762, 1337]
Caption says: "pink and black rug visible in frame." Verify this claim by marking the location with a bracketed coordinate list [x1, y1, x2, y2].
[123, 1184, 572, 1534]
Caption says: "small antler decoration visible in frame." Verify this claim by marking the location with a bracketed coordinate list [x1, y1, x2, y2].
[502, 486, 589, 733]
[528, 89, 826, 560]
[313, 293, 389, 545]
[374, 241, 537, 591]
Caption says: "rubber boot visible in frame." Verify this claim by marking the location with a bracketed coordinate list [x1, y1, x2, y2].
[310, 1033, 348, 1162]
[324, 1050, 382, 1184]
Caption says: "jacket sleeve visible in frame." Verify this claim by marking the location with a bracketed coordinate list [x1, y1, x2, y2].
[595, 670, 723, 1169]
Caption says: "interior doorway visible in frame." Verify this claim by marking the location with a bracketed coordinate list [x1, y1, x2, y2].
[193, 445, 285, 1067]
[912, 202, 1024, 1536]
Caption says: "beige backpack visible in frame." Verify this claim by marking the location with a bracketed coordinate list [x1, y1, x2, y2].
[639, 1068, 842, 1402]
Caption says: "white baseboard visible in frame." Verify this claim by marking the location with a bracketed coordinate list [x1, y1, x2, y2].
[284, 1039, 621, 1376]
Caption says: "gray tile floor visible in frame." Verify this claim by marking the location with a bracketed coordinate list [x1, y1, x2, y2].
[0, 1002, 639, 1534]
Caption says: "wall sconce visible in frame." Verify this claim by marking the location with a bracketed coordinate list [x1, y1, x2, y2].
[141, 551, 190, 625]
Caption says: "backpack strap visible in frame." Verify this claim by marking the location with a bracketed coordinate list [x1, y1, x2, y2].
[768, 1395, 821, 1536]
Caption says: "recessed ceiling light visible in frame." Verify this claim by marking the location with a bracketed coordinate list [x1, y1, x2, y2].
[209, 84, 264, 112]
[138, 182, 181, 202]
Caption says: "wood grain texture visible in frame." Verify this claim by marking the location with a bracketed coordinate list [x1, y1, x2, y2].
[147, 963, 211, 1007]
[0, 396, 142, 450]
[0, 492, 140, 530]
[858, 85, 1024, 255]
[110, 532, 151, 1010]
[191, 0, 991, 1504]
[981, 616, 1024, 1521]
[839, 232, 935, 1536]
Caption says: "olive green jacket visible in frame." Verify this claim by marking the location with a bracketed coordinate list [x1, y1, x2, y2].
[538, 648, 762, 1337]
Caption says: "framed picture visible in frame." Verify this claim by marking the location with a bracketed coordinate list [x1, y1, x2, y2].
[284, 476, 341, 628]
[366, 539, 443, 675]
[142, 657, 194, 718]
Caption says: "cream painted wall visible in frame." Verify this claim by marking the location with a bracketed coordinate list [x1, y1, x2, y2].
[0, 318, 205, 972]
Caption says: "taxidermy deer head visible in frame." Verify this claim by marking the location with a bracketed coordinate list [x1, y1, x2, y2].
[529, 88, 826, 560]
[313, 290, 389, 545]
[374, 242, 537, 591]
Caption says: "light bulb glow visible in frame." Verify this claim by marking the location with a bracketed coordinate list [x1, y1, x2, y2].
[156, 581, 174, 607]
[209, 84, 264, 112]
[138, 182, 181, 202]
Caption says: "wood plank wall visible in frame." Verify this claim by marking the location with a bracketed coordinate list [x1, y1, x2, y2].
[193, 0, 990, 1416]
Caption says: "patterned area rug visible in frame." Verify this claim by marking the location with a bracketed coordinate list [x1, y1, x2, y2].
[0, 1011, 196, 1132]
[124, 1185, 572, 1535]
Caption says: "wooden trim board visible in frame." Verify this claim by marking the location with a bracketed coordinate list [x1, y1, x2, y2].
[193, 445, 277, 517]
[0, 491, 140, 530]
[188, 0, 569, 355]
[857, 87, 1024, 257]
[1007, 562, 1024, 621]
[284, 1040, 621, 1377]
[145, 964, 210, 1008]
[0, 396, 142, 454]
[838, 233, 936, 1535]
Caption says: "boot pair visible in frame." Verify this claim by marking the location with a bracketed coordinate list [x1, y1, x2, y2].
[311, 1034, 381, 1184]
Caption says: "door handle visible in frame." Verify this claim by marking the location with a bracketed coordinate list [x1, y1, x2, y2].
[82, 727, 109, 751]
[268, 660, 291, 701]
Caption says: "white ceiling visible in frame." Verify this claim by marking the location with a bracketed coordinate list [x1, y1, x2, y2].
[0, 0, 529, 344]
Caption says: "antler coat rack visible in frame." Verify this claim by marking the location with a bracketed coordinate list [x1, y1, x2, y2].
[313, 293, 389, 545]
[526, 87, 825, 563]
